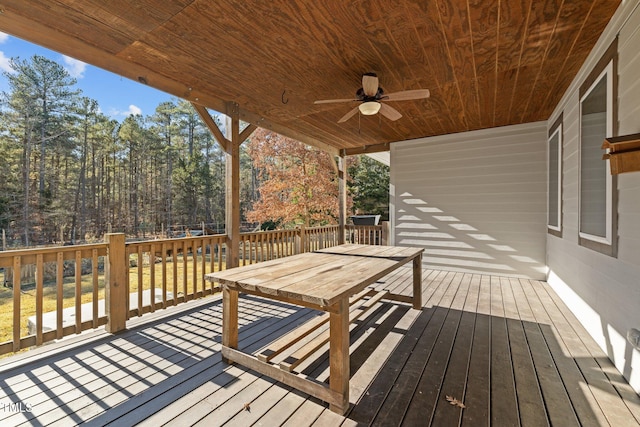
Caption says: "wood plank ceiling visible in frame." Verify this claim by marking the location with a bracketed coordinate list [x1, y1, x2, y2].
[0, 0, 620, 154]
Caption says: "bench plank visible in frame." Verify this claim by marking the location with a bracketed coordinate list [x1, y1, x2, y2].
[256, 287, 374, 362]
[280, 290, 389, 372]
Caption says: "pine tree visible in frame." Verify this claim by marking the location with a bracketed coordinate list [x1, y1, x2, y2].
[2, 55, 80, 244]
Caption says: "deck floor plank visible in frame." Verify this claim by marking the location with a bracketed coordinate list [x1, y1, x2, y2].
[501, 277, 550, 427]
[430, 273, 480, 427]
[538, 280, 640, 423]
[251, 387, 307, 426]
[87, 299, 310, 426]
[372, 271, 462, 425]
[402, 272, 472, 425]
[0, 268, 638, 427]
[346, 269, 455, 424]
[130, 304, 317, 427]
[518, 279, 612, 427]
[489, 276, 520, 427]
[460, 275, 491, 427]
[525, 279, 640, 427]
[13, 318, 222, 426]
[193, 375, 277, 427]
[99, 302, 298, 426]
[279, 399, 326, 427]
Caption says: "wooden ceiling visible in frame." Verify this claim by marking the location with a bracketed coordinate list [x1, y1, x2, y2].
[0, 0, 620, 155]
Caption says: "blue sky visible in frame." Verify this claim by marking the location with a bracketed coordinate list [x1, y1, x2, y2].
[0, 32, 174, 120]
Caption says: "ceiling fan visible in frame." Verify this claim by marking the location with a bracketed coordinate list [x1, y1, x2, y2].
[314, 72, 430, 123]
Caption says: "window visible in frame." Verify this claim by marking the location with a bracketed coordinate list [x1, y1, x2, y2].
[548, 115, 562, 236]
[578, 38, 617, 256]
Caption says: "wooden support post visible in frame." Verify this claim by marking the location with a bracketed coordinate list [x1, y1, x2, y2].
[413, 253, 423, 309]
[338, 155, 347, 245]
[225, 107, 241, 269]
[296, 224, 306, 254]
[329, 297, 350, 414]
[222, 287, 239, 363]
[105, 233, 127, 333]
[381, 221, 390, 245]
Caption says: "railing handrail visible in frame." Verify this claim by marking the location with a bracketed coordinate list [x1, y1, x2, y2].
[125, 233, 227, 246]
[0, 242, 108, 268]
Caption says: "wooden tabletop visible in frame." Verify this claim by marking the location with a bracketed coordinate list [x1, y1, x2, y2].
[206, 244, 423, 308]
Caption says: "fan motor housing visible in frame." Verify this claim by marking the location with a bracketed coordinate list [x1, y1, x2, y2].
[356, 87, 384, 101]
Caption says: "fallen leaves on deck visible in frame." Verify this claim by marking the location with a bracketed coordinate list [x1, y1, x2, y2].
[243, 402, 251, 411]
[446, 395, 466, 408]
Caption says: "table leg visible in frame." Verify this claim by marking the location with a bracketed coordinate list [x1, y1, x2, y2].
[413, 254, 423, 309]
[329, 298, 349, 414]
[222, 286, 239, 364]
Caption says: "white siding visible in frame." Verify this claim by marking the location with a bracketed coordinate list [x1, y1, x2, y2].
[547, 0, 640, 393]
[391, 122, 547, 279]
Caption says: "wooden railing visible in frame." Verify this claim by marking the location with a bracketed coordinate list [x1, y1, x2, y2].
[125, 234, 226, 317]
[0, 243, 108, 355]
[302, 225, 341, 252]
[346, 224, 387, 245]
[0, 223, 387, 356]
[239, 229, 299, 266]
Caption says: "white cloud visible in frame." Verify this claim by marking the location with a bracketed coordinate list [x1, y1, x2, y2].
[108, 104, 143, 118]
[62, 55, 86, 78]
[128, 104, 142, 115]
[0, 51, 13, 73]
[0, 32, 9, 43]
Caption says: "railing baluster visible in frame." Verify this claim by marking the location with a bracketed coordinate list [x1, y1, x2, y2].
[201, 238, 206, 295]
[182, 240, 188, 301]
[36, 254, 44, 346]
[7, 261, 23, 350]
[75, 250, 82, 334]
[150, 243, 156, 312]
[193, 239, 198, 298]
[56, 252, 63, 340]
[210, 240, 214, 279]
[92, 249, 99, 328]
[279, 231, 284, 257]
[137, 245, 143, 316]
[172, 241, 178, 307]
[247, 237, 250, 264]
[251, 234, 255, 264]
[219, 240, 224, 272]
[160, 242, 167, 312]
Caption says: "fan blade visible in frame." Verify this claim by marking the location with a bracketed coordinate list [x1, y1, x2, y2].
[383, 89, 430, 101]
[314, 98, 358, 104]
[379, 103, 402, 121]
[338, 106, 360, 123]
[362, 74, 379, 97]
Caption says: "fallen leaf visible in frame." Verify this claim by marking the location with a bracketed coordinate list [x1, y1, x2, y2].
[446, 395, 466, 408]
[243, 402, 251, 411]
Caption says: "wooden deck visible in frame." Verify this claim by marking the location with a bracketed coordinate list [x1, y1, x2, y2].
[1, 267, 639, 426]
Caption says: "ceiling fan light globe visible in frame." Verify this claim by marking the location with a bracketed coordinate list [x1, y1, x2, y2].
[359, 101, 381, 116]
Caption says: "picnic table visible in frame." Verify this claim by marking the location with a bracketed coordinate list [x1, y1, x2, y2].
[205, 244, 424, 414]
